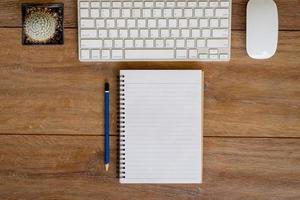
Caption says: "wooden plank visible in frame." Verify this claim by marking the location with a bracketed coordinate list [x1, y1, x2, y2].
[1, 29, 299, 68]
[0, 66, 119, 136]
[0, 135, 299, 199]
[0, 0, 77, 28]
[0, 0, 300, 30]
[0, 29, 299, 137]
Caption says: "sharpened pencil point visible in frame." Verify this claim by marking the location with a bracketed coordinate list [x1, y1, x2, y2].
[105, 164, 109, 171]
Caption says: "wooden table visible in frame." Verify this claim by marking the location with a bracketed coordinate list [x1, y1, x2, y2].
[0, 0, 299, 199]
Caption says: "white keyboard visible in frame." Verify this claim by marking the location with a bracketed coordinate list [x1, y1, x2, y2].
[78, 0, 231, 61]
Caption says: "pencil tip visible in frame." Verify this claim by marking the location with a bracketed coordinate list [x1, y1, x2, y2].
[105, 83, 109, 91]
[105, 164, 109, 171]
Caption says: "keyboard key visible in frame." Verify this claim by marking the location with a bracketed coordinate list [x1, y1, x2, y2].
[153, 9, 162, 17]
[220, 1, 230, 7]
[112, 9, 120, 17]
[132, 9, 141, 17]
[155, 39, 164, 48]
[212, 29, 229, 37]
[116, 19, 126, 28]
[220, 54, 229, 60]
[210, 19, 219, 27]
[145, 2, 154, 7]
[96, 19, 105, 28]
[198, 2, 208, 7]
[163, 9, 172, 17]
[209, 2, 219, 7]
[119, 29, 128, 38]
[113, 2, 121, 7]
[215, 9, 229, 17]
[209, 54, 219, 59]
[189, 49, 198, 58]
[145, 39, 154, 48]
[199, 19, 208, 27]
[80, 2, 89, 8]
[103, 40, 113, 48]
[125, 50, 174, 59]
[81, 19, 94, 28]
[178, 19, 188, 27]
[109, 29, 118, 38]
[176, 50, 187, 59]
[99, 29, 108, 37]
[130, 29, 139, 38]
[102, 50, 110, 59]
[176, 39, 185, 48]
[101, 2, 110, 7]
[112, 50, 123, 59]
[107, 19, 115, 28]
[202, 29, 211, 37]
[169, 19, 177, 28]
[100, 9, 110, 17]
[194, 9, 203, 17]
[197, 39, 205, 47]
[140, 29, 149, 37]
[166, 2, 175, 7]
[166, 39, 175, 48]
[170, 29, 180, 37]
[137, 19, 146, 28]
[91, 2, 100, 8]
[122, 9, 131, 17]
[174, 9, 183, 17]
[181, 29, 190, 37]
[91, 50, 100, 59]
[188, 1, 197, 7]
[177, 1, 186, 7]
[189, 19, 198, 28]
[134, 2, 143, 7]
[81, 40, 102, 48]
[142, 9, 151, 17]
[187, 39, 195, 48]
[91, 9, 99, 17]
[209, 49, 218, 54]
[158, 19, 167, 28]
[80, 9, 89, 17]
[148, 19, 156, 28]
[205, 9, 214, 17]
[81, 50, 90, 59]
[135, 39, 144, 48]
[114, 40, 123, 48]
[125, 39, 134, 48]
[199, 54, 208, 59]
[207, 39, 229, 47]
[127, 19, 136, 28]
[156, 2, 165, 7]
[150, 29, 159, 37]
[220, 19, 229, 27]
[191, 29, 201, 37]
[184, 9, 193, 17]
[81, 30, 97, 38]
[123, 2, 132, 7]
[160, 29, 169, 37]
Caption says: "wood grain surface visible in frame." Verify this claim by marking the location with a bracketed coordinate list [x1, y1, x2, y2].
[0, 0, 299, 199]
[0, 135, 299, 200]
[0, 0, 300, 30]
[0, 30, 299, 137]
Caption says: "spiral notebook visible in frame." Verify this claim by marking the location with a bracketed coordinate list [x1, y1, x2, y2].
[119, 70, 203, 184]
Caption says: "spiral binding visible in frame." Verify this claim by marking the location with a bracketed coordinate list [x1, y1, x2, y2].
[118, 74, 126, 179]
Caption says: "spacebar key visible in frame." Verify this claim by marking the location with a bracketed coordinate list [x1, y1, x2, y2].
[125, 50, 174, 59]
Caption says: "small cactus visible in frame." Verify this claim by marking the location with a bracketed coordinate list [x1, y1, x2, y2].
[24, 8, 57, 43]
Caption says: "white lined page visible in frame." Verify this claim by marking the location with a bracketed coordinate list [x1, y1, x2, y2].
[120, 70, 203, 184]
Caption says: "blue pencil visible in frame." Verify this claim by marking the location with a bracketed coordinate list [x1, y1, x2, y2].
[104, 83, 110, 171]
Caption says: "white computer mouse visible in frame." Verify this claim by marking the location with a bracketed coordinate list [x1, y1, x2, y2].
[246, 0, 278, 59]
